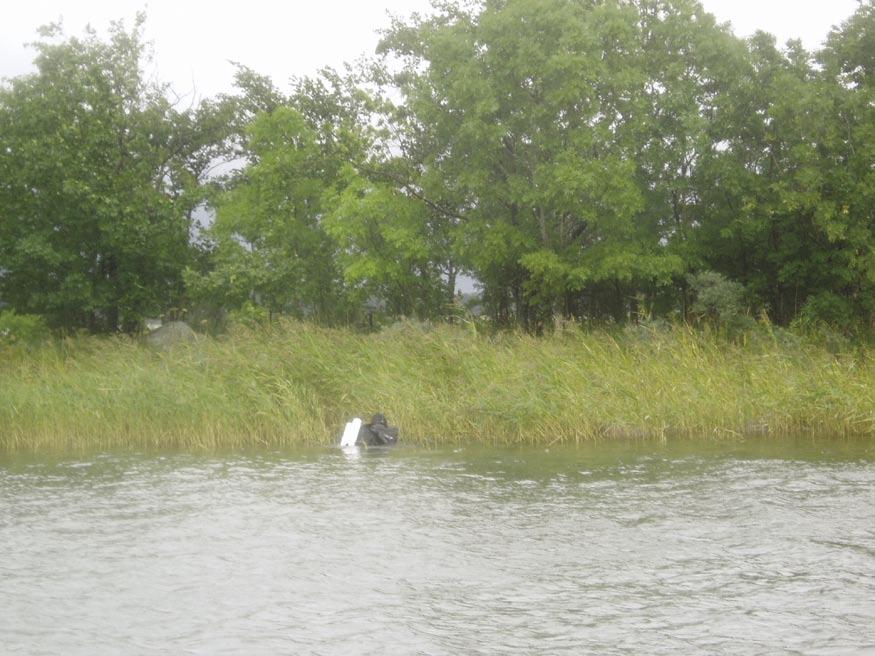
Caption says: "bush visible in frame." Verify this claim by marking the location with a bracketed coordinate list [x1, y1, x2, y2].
[228, 301, 271, 328]
[796, 292, 854, 330]
[687, 271, 753, 332]
[0, 310, 51, 345]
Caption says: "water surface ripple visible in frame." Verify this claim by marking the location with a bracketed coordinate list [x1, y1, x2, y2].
[1, 440, 874, 655]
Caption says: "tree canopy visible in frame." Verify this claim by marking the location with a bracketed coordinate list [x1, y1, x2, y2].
[0, 16, 225, 331]
[1, 2, 873, 334]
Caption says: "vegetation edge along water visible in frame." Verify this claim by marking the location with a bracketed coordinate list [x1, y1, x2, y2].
[1, 320, 872, 453]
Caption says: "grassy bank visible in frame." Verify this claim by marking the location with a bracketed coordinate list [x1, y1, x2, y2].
[1, 320, 873, 452]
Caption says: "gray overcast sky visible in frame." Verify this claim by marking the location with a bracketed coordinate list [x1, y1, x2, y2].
[0, 0, 863, 101]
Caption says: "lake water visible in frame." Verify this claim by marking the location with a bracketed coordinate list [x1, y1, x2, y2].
[1, 439, 874, 655]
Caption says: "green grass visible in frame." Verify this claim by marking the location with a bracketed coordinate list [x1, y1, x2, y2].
[1, 320, 873, 452]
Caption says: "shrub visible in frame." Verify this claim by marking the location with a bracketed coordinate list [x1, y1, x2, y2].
[687, 271, 752, 332]
[796, 292, 854, 330]
[0, 310, 50, 345]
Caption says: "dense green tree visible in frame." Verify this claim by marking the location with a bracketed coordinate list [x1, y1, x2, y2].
[692, 2, 874, 329]
[2, 3, 871, 334]
[628, 0, 751, 316]
[190, 65, 458, 323]
[375, 0, 751, 327]
[187, 106, 349, 321]
[326, 173, 450, 318]
[689, 33, 827, 324]
[373, 0, 873, 331]
[0, 16, 213, 332]
[814, 1, 875, 328]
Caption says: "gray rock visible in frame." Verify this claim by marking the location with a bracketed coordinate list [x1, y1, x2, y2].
[144, 321, 197, 349]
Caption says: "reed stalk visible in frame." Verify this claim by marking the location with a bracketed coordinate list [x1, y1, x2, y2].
[1, 320, 872, 452]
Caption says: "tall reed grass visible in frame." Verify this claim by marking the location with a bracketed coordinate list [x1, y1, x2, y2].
[1, 320, 872, 452]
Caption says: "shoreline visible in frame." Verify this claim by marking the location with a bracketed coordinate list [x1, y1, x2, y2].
[2, 321, 873, 452]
